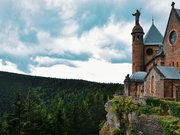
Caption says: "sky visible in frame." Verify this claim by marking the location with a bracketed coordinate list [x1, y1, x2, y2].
[0, 0, 180, 83]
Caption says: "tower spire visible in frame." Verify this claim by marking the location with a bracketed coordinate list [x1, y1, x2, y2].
[152, 17, 154, 25]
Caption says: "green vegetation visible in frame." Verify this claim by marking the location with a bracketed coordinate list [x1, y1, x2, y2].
[137, 97, 180, 135]
[145, 97, 180, 117]
[0, 71, 123, 135]
[159, 116, 180, 135]
[168, 102, 180, 117]
[112, 128, 121, 135]
[109, 96, 180, 135]
[146, 97, 161, 106]
[110, 96, 138, 135]
[136, 105, 156, 116]
[0, 71, 122, 115]
[129, 128, 135, 135]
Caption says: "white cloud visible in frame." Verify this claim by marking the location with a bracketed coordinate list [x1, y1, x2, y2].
[44, 0, 78, 20]
[0, 0, 133, 61]
[142, 0, 180, 34]
[1, 0, 176, 83]
[17, 0, 41, 13]
[32, 56, 61, 66]
[32, 56, 75, 67]
[29, 58, 131, 83]
[61, 20, 79, 36]
[0, 59, 23, 74]
[5, 18, 131, 66]
[48, 20, 133, 62]
[0, 23, 30, 56]
[146, 0, 180, 14]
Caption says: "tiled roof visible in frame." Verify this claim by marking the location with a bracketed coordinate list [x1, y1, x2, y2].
[144, 24, 163, 45]
[130, 71, 147, 81]
[176, 9, 180, 18]
[157, 66, 180, 79]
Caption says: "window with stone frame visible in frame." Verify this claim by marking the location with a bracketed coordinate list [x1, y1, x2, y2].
[151, 76, 155, 94]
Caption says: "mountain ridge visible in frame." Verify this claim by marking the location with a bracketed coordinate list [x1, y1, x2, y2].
[0, 70, 122, 115]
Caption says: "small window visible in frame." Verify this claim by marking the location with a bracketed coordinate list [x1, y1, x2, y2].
[146, 48, 153, 56]
[133, 36, 135, 41]
[137, 35, 140, 40]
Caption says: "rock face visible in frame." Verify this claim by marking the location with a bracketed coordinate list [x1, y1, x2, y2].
[99, 122, 111, 135]
[100, 100, 119, 135]
[132, 115, 164, 135]
[100, 100, 164, 135]
[105, 101, 120, 130]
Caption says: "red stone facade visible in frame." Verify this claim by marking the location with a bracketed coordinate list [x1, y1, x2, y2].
[144, 67, 180, 100]
[163, 8, 180, 71]
[144, 68, 164, 99]
[144, 45, 160, 67]
[131, 25, 144, 72]
[164, 80, 180, 100]
[124, 3, 180, 101]
[132, 5, 180, 73]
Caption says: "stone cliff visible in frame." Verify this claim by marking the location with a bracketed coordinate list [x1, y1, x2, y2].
[99, 96, 180, 135]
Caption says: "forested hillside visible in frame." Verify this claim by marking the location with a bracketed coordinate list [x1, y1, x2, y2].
[0, 71, 123, 135]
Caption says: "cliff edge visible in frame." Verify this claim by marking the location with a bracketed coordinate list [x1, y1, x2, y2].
[99, 96, 180, 135]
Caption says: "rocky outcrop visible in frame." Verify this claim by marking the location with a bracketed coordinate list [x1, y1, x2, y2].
[99, 99, 164, 135]
[105, 101, 120, 130]
[131, 115, 164, 135]
[99, 100, 119, 135]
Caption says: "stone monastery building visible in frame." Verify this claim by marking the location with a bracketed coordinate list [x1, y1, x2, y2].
[124, 2, 180, 101]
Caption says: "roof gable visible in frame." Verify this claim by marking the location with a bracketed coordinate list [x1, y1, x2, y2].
[145, 65, 180, 80]
[163, 7, 180, 44]
[156, 66, 180, 79]
[176, 9, 180, 18]
[144, 23, 163, 45]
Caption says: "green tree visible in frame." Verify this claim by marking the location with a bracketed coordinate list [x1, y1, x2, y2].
[110, 97, 138, 135]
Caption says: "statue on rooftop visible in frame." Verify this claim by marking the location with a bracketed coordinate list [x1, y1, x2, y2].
[132, 9, 141, 25]
[171, 2, 175, 9]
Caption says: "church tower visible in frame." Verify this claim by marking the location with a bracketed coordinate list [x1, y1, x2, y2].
[131, 9, 144, 73]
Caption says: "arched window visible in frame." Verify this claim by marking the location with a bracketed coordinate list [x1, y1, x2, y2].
[151, 76, 154, 94]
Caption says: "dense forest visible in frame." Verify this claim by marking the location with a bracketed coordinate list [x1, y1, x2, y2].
[0, 71, 123, 135]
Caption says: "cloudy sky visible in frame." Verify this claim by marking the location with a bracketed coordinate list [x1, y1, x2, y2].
[0, 0, 179, 83]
